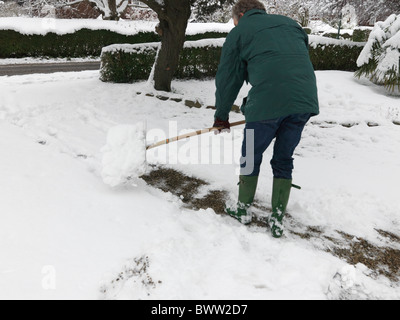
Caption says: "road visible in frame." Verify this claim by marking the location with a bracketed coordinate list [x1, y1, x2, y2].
[0, 61, 101, 76]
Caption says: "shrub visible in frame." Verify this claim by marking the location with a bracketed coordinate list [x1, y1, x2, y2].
[100, 43, 159, 83]
[352, 28, 372, 42]
[100, 39, 225, 83]
[100, 36, 365, 83]
[355, 14, 400, 93]
[309, 36, 365, 71]
[322, 32, 353, 41]
[175, 39, 223, 79]
[0, 29, 160, 58]
[0, 27, 227, 59]
[185, 31, 228, 41]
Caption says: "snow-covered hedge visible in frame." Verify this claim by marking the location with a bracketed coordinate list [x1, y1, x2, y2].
[0, 18, 230, 58]
[100, 35, 365, 83]
[356, 14, 400, 93]
[0, 17, 233, 36]
[100, 39, 225, 83]
[309, 36, 365, 71]
[100, 42, 159, 82]
[0, 29, 160, 58]
[0, 29, 229, 59]
[352, 28, 372, 42]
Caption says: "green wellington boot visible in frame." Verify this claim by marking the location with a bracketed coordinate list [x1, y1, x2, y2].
[225, 175, 259, 225]
[269, 178, 293, 238]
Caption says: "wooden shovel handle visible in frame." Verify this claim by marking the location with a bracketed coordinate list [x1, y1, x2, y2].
[146, 120, 246, 150]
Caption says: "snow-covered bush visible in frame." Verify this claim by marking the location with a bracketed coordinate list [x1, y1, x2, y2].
[309, 36, 365, 71]
[352, 28, 372, 42]
[100, 42, 159, 83]
[0, 28, 159, 58]
[356, 14, 400, 93]
[100, 35, 365, 83]
[0, 18, 231, 58]
[340, 4, 358, 29]
[100, 38, 225, 83]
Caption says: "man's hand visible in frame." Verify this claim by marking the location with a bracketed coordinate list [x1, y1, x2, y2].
[213, 117, 231, 134]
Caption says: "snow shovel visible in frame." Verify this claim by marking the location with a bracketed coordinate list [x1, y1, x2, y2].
[101, 120, 246, 187]
[146, 120, 246, 150]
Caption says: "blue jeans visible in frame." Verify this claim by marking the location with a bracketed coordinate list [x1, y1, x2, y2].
[240, 113, 311, 179]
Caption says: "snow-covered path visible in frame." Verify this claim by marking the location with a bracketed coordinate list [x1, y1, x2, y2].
[0, 70, 399, 299]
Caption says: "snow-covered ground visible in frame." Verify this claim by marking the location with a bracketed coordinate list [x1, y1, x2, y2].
[0, 69, 399, 300]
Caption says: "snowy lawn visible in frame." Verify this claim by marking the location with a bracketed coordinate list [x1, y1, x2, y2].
[0, 70, 399, 300]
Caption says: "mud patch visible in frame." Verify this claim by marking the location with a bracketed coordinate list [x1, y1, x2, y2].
[141, 166, 228, 215]
[327, 232, 400, 282]
[291, 227, 400, 282]
[376, 229, 400, 244]
[142, 166, 267, 222]
[191, 190, 228, 215]
[141, 166, 207, 205]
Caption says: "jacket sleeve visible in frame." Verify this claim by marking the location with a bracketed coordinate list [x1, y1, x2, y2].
[214, 33, 247, 121]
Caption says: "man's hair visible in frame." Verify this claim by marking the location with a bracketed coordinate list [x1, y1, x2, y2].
[232, 0, 266, 20]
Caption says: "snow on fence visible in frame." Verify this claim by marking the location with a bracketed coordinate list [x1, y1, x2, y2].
[100, 36, 365, 83]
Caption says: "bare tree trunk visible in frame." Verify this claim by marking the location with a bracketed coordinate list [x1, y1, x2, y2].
[142, 0, 192, 92]
[154, 13, 190, 90]
[104, 0, 119, 20]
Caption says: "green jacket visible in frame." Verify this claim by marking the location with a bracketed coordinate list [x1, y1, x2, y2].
[215, 9, 319, 122]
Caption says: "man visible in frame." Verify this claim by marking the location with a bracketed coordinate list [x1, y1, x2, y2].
[213, 0, 319, 238]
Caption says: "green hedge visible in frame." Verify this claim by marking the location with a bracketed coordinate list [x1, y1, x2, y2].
[100, 36, 365, 83]
[100, 40, 225, 83]
[0, 29, 160, 58]
[0, 29, 228, 59]
[185, 31, 228, 42]
[308, 38, 365, 71]
[321, 32, 353, 40]
[320, 29, 372, 42]
[175, 44, 222, 79]
[100, 44, 158, 83]
[352, 28, 372, 42]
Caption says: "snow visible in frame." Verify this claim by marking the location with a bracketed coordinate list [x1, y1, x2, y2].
[0, 69, 399, 300]
[0, 17, 366, 48]
[0, 17, 233, 36]
[355, 14, 400, 92]
[101, 123, 147, 187]
[0, 17, 157, 35]
[308, 20, 359, 37]
[101, 38, 226, 55]
[102, 36, 362, 60]
[102, 42, 159, 54]
[309, 35, 365, 49]
[357, 14, 400, 67]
